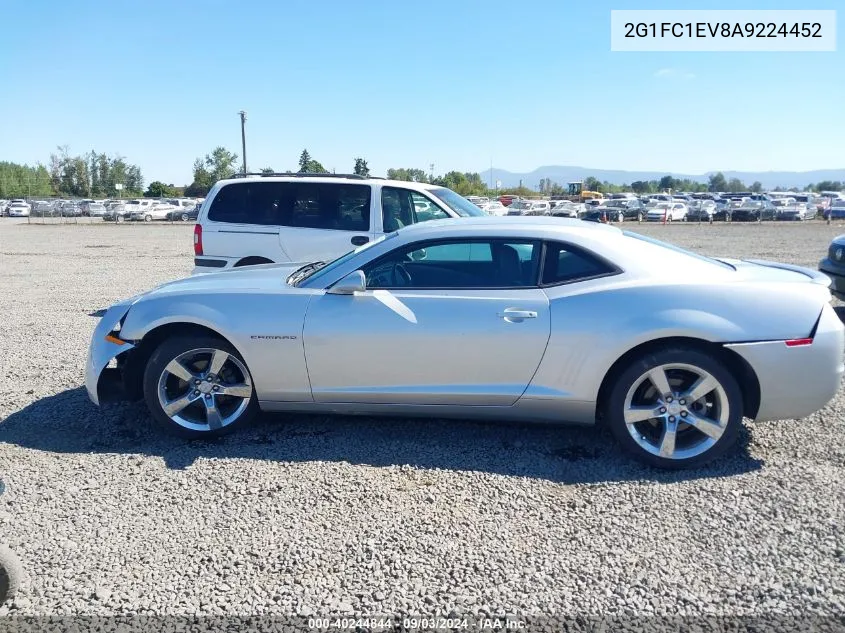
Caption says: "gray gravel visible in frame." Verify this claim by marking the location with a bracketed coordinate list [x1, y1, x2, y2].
[1, 219, 844, 621]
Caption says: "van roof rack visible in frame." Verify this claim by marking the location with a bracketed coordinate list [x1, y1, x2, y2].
[229, 172, 367, 180]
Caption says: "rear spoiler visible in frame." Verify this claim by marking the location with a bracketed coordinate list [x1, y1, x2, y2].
[743, 259, 832, 286]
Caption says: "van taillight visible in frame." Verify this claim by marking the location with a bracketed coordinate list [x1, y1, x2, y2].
[193, 224, 203, 256]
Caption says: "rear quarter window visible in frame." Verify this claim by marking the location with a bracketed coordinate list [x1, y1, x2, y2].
[207, 182, 371, 230]
[542, 241, 618, 285]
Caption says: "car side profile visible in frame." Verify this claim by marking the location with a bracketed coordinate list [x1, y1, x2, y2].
[192, 173, 485, 275]
[87, 217, 845, 469]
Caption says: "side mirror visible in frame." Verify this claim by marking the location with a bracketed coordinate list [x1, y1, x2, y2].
[409, 248, 427, 261]
[327, 270, 366, 295]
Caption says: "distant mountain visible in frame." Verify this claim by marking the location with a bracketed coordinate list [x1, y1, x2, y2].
[480, 166, 845, 191]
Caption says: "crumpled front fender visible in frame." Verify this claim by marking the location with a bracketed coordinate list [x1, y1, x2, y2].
[85, 303, 136, 406]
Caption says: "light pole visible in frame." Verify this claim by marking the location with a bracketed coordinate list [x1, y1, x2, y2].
[238, 111, 247, 174]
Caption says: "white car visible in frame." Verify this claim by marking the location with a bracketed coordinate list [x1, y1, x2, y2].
[551, 202, 583, 218]
[480, 201, 508, 216]
[126, 199, 176, 222]
[507, 201, 551, 216]
[647, 202, 688, 222]
[192, 174, 486, 274]
[7, 200, 31, 217]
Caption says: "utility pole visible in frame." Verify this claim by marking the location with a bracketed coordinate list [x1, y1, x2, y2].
[238, 111, 247, 175]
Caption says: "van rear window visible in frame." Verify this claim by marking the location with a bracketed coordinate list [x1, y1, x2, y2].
[207, 182, 371, 231]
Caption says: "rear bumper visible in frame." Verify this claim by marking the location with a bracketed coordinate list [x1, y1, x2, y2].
[724, 303, 845, 421]
[192, 256, 237, 275]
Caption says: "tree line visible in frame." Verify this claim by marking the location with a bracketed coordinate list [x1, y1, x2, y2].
[0, 147, 144, 199]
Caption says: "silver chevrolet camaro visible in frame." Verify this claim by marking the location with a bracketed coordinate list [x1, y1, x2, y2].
[86, 217, 845, 469]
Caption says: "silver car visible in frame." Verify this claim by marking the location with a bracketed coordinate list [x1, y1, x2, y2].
[86, 217, 845, 469]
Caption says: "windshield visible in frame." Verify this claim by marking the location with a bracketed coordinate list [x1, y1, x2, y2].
[291, 232, 396, 287]
[623, 231, 735, 270]
[427, 187, 486, 217]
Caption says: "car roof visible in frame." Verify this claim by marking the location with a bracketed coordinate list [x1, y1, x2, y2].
[393, 215, 624, 240]
[215, 175, 443, 192]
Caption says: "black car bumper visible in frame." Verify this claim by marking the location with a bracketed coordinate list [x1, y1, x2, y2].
[820, 258, 845, 300]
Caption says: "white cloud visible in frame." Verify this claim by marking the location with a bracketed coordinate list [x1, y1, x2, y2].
[654, 68, 696, 80]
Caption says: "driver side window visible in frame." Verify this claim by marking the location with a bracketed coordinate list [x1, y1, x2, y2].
[364, 239, 540, 289]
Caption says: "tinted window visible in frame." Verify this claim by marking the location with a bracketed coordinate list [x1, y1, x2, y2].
[541, 242, 617, 285]
[364, 239, 541, 289]
[381, 187, 448, 232]
[208, 182, 370, 230]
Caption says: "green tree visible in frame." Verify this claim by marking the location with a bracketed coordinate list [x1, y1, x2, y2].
[185, 147, 238, 196]
[726, 177, 746, 193]
[750, 181, 763, 193]
[298, 149, 312, 172]
[353, 158, 370, 177]
[631, 180, 650, 194]
[583, 176, 601, 192]
[386, 168, 429, 182]
[144, 181, 176, 197]
[658, 175, 677, 191]
[260, 166, 275, 174]
[708, 172, 728, 192]
[815, 181, 844, 192]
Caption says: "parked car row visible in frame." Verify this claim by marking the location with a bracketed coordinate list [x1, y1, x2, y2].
[9, 197, 204, 222]
[469, 192, 845, 223]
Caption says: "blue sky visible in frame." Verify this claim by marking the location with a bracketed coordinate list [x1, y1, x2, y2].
[0, 0, 842, 185]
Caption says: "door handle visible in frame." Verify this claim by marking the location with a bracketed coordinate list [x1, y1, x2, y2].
[351, 236, 369, 246]
[498, 308, 538, 321]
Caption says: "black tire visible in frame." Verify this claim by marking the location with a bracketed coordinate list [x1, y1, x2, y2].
[181, 213, 189, 222]
[603, 346, 743, 469]
[143, 335, 258, 439]
[144, 214, 152, 222]
[116, 215, 125, 223]
[637, 212, 643, 222]
[234, 257, 274, 267]
[0, 545, 22, 605]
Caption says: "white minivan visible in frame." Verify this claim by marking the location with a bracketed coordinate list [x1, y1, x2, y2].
[192, 174, 486, 274]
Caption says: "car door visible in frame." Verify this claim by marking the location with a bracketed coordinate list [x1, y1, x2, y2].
[302, 238, 551, 406]
[277, 182, 375, 262]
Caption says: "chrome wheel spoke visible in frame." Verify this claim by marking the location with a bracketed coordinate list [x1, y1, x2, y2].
[647, 367, 673, 397]
[218, 383, 252, 398]
[164, 359, 195, 383]
[204, 397, 223, 430]
[685, 374, 718, 403]
[624, 405, 662, 424]
[207, 350, 229, 376]
[658, 420, 678, 457]
[163, 392, 197, 416]
[684, 412, 725, 440]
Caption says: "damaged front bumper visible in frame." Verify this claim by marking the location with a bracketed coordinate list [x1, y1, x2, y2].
[85, 303, 135, 406]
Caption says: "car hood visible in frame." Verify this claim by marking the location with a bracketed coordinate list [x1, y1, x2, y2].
[127, 263, 308, 303]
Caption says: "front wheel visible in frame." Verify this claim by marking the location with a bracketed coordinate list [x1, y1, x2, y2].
[603, 347, 743, 469]
[143, 336, 258, 438]
[181, 213, 189, 222]
[144, 214, 152, 222]
[116, 215, 125, 223]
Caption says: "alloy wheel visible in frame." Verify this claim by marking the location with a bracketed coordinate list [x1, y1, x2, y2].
[622, 363, 729, 460]
[156, 347, 253, 432]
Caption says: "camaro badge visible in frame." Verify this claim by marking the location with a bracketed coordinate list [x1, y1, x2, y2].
[250, 335, 297, 340]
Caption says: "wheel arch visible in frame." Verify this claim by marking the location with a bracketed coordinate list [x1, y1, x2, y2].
[235, 256, 274, 267]
[120, 322, 237, 400]
[595, 336, 761, 424]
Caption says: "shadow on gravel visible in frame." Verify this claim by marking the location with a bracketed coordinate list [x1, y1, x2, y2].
[0, 387, 763, 484]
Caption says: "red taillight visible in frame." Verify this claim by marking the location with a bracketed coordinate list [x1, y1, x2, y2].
[193, 223, 203, 256]
[785, 338, 813, 347]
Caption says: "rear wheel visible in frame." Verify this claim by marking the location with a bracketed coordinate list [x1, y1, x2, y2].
[143, 336, 258, 438]
[604, 347, 743, 469]
[116, 215, 125, 223]
[144, 214, 152, 222]
[181, 213, 189, 222]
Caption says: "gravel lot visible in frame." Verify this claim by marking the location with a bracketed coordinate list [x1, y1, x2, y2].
[1, 219, 844, 626]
